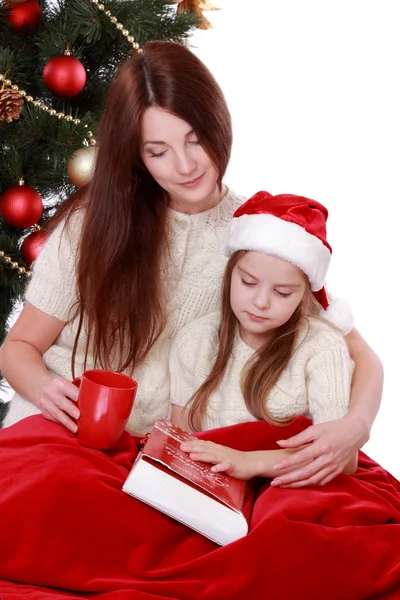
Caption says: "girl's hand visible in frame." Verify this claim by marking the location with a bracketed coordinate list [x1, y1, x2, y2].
[180, 439, 256, 480]
[38, 377, 80, 433]
[271, 414, 365, 487]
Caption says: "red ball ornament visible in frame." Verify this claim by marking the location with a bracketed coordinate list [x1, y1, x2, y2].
[0, 185, 43, 229]
[21, 230, 48, 265]
[5, 0, 42, 34]
[43, 55, 86, 98]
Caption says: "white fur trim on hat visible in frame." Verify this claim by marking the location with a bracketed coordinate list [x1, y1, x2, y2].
[321, 297, 354, 335]
[223, 213, 331, 291]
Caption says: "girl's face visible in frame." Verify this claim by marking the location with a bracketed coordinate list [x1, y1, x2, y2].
[230, 251, 307, 350]
[140, 107, 220, 214]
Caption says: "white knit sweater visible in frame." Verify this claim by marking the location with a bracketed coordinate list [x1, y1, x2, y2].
[170, 312, 354, 430]
[3, 189, 246, 433]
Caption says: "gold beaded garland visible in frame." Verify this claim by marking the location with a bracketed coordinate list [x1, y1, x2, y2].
[0, 249, 33, 277]
[89, 0, 142, 51]
[0, 75, 84, 127]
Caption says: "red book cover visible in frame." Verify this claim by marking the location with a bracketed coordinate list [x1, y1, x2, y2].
[141, 417, 249, 514]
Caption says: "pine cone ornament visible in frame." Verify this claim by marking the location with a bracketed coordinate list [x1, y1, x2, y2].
[0, 87, 24, 123]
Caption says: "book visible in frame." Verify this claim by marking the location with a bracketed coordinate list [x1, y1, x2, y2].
[122, 417, 253, 546]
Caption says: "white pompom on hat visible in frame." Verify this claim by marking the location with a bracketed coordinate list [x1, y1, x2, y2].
[224, 191, 354, 334]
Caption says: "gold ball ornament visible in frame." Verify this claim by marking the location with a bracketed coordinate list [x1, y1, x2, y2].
[67, 146, 98, 188]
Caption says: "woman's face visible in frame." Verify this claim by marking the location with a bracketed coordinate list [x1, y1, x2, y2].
[141, 107, 220, 214]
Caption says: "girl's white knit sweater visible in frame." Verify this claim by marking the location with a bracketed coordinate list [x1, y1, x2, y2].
[170, 312, 354, 429]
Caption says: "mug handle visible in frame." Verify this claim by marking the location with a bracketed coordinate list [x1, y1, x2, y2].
[72, 376, 82, 388]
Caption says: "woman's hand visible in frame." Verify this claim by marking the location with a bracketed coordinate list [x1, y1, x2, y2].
[0, 302, 77, 430]
[270, 414, 366, 487]
[180, 439, 256, 480]
[38, 377, 80, 433]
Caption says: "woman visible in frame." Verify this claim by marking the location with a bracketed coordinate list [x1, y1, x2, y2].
[0, 41, 382, 487]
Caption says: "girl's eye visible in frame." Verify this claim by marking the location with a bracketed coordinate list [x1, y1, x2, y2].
[188, 140, 200, 146]
[149, 150, 167, 158]
[276, 290, 291, 298]
[241, 278, 256, 287]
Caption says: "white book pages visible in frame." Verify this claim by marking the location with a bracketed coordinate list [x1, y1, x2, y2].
[123, 458, 248, 546]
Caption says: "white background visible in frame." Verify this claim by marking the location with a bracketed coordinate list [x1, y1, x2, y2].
[190, 0, 400, 478]
[2, 1, 399, 478]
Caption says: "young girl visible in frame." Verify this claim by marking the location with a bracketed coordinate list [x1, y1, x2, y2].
[171, 190, 358, 484]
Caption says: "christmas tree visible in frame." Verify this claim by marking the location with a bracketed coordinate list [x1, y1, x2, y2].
[0, 0, 204, 417]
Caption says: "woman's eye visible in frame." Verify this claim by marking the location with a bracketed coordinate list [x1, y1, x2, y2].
[241, 278, 255, 287]
[188, 139, 200, 145]
[276, 290, 291, 298]
[149, 150, 167, 158]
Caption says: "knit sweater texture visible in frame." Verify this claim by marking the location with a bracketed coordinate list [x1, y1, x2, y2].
[170, 312, 354, 430]
[4, 189, 245, 433]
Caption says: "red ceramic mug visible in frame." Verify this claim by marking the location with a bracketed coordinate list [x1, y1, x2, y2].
[72, 369, 137, 450]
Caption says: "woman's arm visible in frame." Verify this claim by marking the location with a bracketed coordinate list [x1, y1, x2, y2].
[344, 327, 383, 438]
[0, 302, 80, 431]
[271, 327, 381, 487]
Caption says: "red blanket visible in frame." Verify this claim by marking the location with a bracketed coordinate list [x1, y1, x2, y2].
[1, 415, 400, 600]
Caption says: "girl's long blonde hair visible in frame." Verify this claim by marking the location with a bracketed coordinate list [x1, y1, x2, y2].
[187, 251, 319, 431]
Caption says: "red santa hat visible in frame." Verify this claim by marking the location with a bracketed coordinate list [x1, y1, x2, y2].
[224, 191, 354, 334]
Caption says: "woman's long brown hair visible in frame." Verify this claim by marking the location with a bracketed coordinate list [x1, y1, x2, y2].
[188, 251, 319, 431]
[50, 41, 232, 375]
